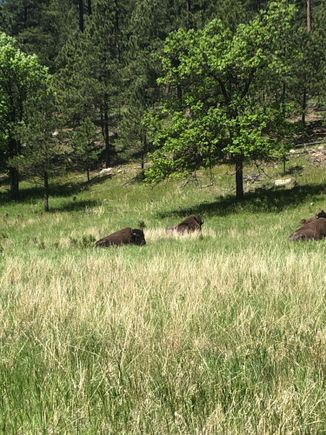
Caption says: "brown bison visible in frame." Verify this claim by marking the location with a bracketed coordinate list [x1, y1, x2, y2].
[300, 209, 326, 224]
[95, 227, 146, 247]
[166, 214, 204, 234]
[289, 215, 326, 241]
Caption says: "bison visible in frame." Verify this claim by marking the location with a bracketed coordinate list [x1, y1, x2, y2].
[300, 209, 326, 224]
[166, 214, 204, 234]
[288, 216, 326, 241]
[95, 227, 146, 247]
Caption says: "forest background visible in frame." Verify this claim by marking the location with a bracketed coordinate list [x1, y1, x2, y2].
[0, 0, 326, 208]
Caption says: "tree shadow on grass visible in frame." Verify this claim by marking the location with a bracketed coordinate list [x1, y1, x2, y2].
[158, 183, 326, 219]
[49, 199, 100, 213]
[0, 175, 112, 206]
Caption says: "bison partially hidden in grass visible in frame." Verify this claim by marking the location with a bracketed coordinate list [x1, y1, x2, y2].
[167, 214, 204, 234]
[96, 227, 146, 247]
[289, 211, 326, 241]
[300, 210, 326, 224]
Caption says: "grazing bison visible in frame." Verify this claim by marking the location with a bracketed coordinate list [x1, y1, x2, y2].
[167, 214, 204, 234]
[95, 227, 146, 247]
[289, 216, 326, 241]
[300, 209, 326, 224]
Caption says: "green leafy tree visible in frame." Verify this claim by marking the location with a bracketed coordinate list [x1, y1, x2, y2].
[146, 1, 298, 199]
[0, 32, 50, 197]
[120, 0, 259, 171]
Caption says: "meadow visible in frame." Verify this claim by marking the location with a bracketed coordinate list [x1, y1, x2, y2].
[0, 151, 325, 433]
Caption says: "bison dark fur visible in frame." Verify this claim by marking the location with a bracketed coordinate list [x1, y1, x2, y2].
[289, 217, 326, 241]
[95, 227, 146, 247]
[300, 209, 326, 224]
[166, 214, 204, 234]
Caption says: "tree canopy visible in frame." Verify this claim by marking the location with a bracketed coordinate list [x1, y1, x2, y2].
[0, 31, 50, 197]
[145, 1, 299, 198]
[0, 0, 325, 201]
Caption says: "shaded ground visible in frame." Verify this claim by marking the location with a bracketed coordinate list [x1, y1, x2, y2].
[0, 174, 111, 206]
[158, 183, 326, 218]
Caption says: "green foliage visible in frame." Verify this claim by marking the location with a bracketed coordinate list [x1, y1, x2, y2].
[71, 117, 99, 180]
[0, 32, 51, 194]
[8, 89, 66, 179]
[0, 0, 78, 70]
[55, 0, 130, 166]
[146, 1, 298, 190]
[0, 0, 326, 193]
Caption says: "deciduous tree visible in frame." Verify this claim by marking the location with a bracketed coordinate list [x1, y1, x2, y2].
[146, 1, 298, 199]
[0, 32, 50, 197]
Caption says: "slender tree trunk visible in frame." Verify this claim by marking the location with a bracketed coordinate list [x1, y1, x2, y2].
[235, 155, 244, 200]
[302, 0, 312, 126]
[9, 167, 19, 198]
[186, 0, 192, 29]
[282, 155, 287, 175]
[8, 137, 20, 198]
[103, 95, 110, 167]
[281, 82, 286, 116]
[302, 88, 307, 125]
[114, 0, 120, 60]
[79, 0, 84, 32]
[307, 0, 311, 32]
[44, 171, 49, 212]
[87, 168, 90, 182]
[87, 0, 92, 15]
[141, 132, 147, 170]
[177, 85, 182, 102]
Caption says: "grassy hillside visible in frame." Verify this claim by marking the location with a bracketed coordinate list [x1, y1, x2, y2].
[0, 150, 325, 433]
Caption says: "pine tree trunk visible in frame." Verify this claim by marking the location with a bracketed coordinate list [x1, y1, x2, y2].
[114, 0, 120, 60]
[9, 167, 19, 199]
[281, 82, 286, 116]
[87, 0, 92, 15]
[186, 0, 192, 29]
[44, 171, 49, 212]
[282, 155, 287, 175]
[79, 0, 84, 32]
[307, 0, 311, 32]
[302, 0, 311, 126]
[141, 132, 147, 170]
[87, 168, 90, 182]
[8, 137, 20, 198]
[235, 156, 244, 200]
[302, 88, 307, 125]
[103, 95, 110, 168]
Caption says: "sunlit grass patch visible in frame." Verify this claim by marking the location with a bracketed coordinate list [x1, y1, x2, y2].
[0, 155, 326, 432]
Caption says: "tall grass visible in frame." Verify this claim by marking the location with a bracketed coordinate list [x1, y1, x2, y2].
[0, 157, 325, 432]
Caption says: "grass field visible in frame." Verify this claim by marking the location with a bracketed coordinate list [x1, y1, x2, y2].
[0, 151, 326, 433]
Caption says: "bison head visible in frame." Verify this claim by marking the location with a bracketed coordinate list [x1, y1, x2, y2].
[131, 229, 146, 245]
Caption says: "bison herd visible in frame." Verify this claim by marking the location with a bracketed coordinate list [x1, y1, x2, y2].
[95, 210, 326, 247]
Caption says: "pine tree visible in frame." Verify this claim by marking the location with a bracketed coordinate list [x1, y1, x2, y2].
[72, 117, 99, 182]
[8, 88, 67, 211]
[0, 0, 78, 70]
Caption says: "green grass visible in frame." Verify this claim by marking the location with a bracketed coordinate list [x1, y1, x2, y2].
[0, 154, 326, 433]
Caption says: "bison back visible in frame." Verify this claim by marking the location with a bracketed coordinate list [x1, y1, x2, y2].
[95, 227, 133, 247]
[289, 218, 326, 241]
